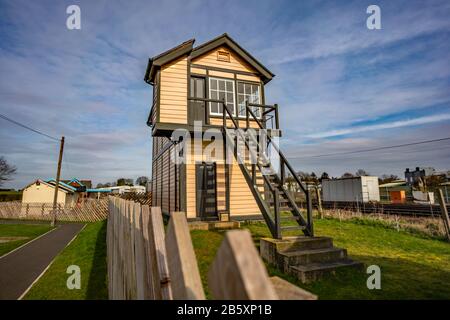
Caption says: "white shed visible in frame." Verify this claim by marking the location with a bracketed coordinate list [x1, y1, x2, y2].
[322, 176, 380, 202]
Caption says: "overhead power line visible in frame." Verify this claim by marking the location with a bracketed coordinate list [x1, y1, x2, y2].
[0, 113, 59, 141]
[289, 137, 450, 159]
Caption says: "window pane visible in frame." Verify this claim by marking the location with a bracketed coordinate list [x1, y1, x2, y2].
[237, 82, 244, 94]
[252, 85, 260, 102]
[244, 83, 251, 94]
[196, 81, 204, 98]
[226, 81, 233, 91]
[190, 78, 195, 97]
[226, 93, 233, 103]
[218, 91, 225, 101]
[218, 80, 225, 91]
[211, 91, 217, 100]
[210, 79, 217, 90]
[210, 102, 218, 114]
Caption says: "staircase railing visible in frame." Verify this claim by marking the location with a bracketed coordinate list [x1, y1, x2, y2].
[245, 102, 314, 236]
[186, 97, 313, 238]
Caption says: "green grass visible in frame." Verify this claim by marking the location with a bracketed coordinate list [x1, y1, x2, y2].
[0, 223, 53, 257]
[191, 218, 450, 300]
[24, 221, 108, 300]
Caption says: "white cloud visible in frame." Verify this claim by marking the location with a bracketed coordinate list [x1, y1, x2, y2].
[306, 113, 450, 138]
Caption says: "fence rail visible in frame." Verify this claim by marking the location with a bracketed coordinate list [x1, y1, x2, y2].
[107, 196, 316, 300]
[318, 201, 450, 217]
[0, 200, 108, 222]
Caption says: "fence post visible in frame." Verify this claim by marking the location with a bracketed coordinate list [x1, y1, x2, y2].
[208, 230, 278, 300]
[147, 206, 173, 300]
[437, 189, 450, 241]
[165, 212, 205, 300]
[315, 186, 323, 219]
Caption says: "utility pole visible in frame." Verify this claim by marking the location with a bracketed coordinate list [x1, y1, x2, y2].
[51, 136, 65, 227]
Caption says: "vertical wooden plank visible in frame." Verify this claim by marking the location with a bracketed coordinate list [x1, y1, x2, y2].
[208, 229, 278, 300]
[438, 189, 450, 241]
[165, 212, 205, 300]
[147, 206, 173, 300]
[133, 202, 147, 300]
[128, 200, 137, 299]
[141, 205, 155, 299]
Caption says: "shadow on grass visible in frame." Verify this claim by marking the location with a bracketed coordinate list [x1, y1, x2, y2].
[268, 253, 450, 300]
[86, 221, 108, 300]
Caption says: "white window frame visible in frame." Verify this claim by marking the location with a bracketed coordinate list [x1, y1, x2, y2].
[208, 77, 236, 116]
[237, 81, 262, 118]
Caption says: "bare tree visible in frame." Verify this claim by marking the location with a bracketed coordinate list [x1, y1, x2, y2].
[355, 169, 370, 177]
[0, 157, 17, 186]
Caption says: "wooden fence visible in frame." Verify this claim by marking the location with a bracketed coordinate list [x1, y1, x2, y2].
[107, 196, 317, 300]
[0, 199, 108, 222]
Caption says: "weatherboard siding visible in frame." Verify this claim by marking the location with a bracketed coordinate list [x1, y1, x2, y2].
[159, 56, 188, 124]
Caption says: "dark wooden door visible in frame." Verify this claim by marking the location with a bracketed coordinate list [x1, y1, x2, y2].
[189, 77, 206, 125]
[196, 162, 217, 219]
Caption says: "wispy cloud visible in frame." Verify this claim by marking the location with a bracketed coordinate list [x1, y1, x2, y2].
[306, 113, 450, 138]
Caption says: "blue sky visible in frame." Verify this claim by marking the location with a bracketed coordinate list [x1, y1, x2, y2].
[0, 0, 449, 189]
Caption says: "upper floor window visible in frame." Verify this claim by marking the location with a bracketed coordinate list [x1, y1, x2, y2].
[209, 78, 235, 116]
[237, 82, 261, 118]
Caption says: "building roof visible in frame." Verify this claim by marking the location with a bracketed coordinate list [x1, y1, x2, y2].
[61, 178, 92, 189]
[45, 179, 77, 192]
[379, 180, 407, 188]
[144, 33, 275, 85]
[23, 179, 74, 193]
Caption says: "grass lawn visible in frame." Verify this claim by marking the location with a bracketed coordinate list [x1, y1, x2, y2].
[0, 223, 53, 257]
[191, 218, 450, 300]
[24, 221, 107, 300]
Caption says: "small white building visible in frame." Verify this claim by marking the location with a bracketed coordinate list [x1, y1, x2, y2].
[97, 185, 146, 195]
[22, 179, 79, 206]
[322, 176, 380, 203]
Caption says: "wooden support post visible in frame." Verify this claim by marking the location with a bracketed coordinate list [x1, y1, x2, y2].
[165, 212, 205, 299]
[273, 188, 281, 239]
[274, 104, 279, 130]
[306, 188, 314, 236]
[208, 230, 278, 300]
[245, 101, 249, 128]
[51, 136, 65, 227]
[437, 189, 450, 241]
[316, 186, 323, 219]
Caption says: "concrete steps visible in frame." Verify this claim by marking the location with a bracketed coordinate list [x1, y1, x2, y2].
[260, 236, 363, 283]
[290, 259, 363, 283]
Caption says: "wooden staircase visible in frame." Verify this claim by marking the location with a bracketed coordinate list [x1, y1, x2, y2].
[220, 101, 314, 239]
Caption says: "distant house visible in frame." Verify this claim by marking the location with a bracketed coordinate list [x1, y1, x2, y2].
[21, 178, 105, 205]
[405, 167, 435, 185]
[22, 179, 79, 206]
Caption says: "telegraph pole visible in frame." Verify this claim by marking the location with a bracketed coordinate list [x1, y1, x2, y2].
[51, 136, 65, 227]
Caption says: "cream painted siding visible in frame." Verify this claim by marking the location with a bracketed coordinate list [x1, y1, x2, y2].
[159, 56, 188, 124]
[22, 183, 69, 204]
[192, 46, 256, 73]
[185, 138, 261, 218]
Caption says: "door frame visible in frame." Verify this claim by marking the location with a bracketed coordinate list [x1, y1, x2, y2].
[195, 161, 218, 220]
[189, 76, 207, 125]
